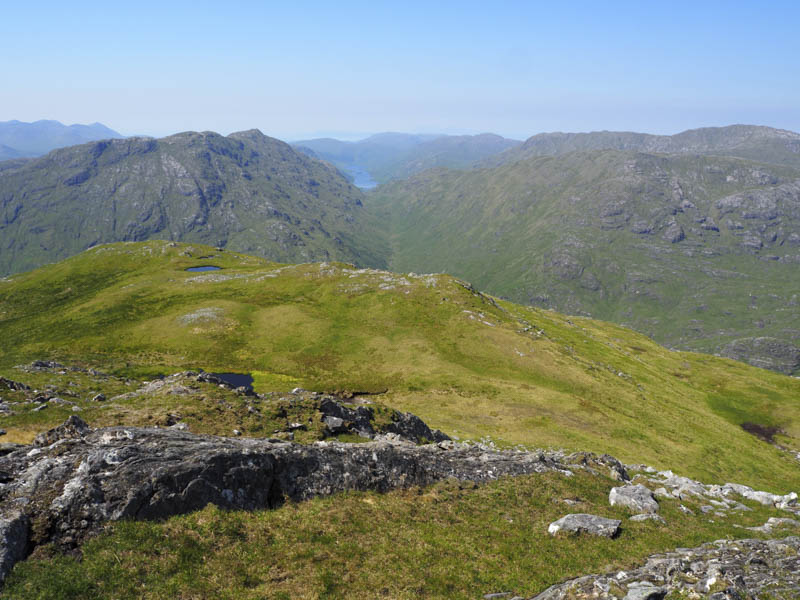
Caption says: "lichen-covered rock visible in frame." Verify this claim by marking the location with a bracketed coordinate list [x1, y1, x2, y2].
[530, 536, 800, 599]
[0, 418, 572, 579]
[746, 517, 800, 533]
[0, 512, 28, 583]
[547, 514, 621, 538]
[629, 514, 666, 525]
[609, 484, 659, 514]
[622, 582, 665, 600]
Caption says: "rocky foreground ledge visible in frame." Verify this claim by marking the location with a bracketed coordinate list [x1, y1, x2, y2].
[0, 416, 600, 582]
[2, 416, 800, 598]
[531, 536, 800, 600]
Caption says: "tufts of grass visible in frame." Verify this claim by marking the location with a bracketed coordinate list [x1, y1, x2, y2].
[2, 470, 792, 600]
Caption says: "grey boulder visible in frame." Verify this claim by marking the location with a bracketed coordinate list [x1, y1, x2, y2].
[610, 484, 659, 514]
[624, 582, 666, 600]
[0, 512, 28, 583]
[547, 513, 621, 538]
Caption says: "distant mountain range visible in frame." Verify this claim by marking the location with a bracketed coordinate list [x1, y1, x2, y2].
[294, 132, 520, 184]
[370, 125, 800, 374]
[0, 129, 387, 276]
[0, 119, 123, 160]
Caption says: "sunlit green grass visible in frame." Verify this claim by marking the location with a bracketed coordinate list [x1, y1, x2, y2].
[1, 241, 799, 491]
[2, 470, 792, 600]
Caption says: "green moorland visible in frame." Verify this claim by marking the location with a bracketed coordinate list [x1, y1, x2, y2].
[369, 150, 800, 373]
[1, 240, 798, 491]
[2, 240, 800, 598]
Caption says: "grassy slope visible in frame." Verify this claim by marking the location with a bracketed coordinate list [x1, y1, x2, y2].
[4, 470, 794, 600]
[1, 241, 798, 493]
[368, 151, 800, 369]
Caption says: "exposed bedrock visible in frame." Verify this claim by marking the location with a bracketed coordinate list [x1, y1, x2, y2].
[531, 536, 800, 599]
[0, 416, 580, 582]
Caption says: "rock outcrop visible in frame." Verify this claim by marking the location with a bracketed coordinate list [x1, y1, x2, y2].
[317, 396, 450, 443]
[531, 536, 800, 599]
[0, 417, 570, 582]
[609, 484, 659, 514]
[547, 514, 621, 538]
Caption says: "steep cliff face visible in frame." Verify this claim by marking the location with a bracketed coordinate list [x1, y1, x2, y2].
[0, 130, 388, 275]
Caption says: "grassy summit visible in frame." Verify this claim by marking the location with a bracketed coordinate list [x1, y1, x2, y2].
[1, 241, 798, 491]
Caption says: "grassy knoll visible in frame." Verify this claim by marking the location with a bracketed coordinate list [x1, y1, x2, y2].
[0, 241, 799, 492]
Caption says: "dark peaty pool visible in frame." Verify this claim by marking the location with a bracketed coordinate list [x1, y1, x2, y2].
[185, 266, 222, 272]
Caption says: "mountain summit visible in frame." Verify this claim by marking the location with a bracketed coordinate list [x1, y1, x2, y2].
[0, 129, 387, 275]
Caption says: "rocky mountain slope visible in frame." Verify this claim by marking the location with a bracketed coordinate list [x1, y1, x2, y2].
[295, 132, 520, 183]
[370, 150, 800, 374]
[0, 130, 388, 275]
[483, 124, 800, 168]
[0, 242, 799, 597]
[0, 119, 123, 158]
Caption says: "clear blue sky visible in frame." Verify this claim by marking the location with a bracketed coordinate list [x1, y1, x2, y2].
[2, 0, 799, 140]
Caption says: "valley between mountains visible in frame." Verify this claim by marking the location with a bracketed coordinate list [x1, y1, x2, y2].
[0, 124, 799, 598]
[3, 125, 799, 374]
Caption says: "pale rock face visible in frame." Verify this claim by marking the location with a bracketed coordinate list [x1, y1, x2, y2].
[547, 513, 621, 538]
[609, 484, 659, 514]
[0, 416, 580, 581]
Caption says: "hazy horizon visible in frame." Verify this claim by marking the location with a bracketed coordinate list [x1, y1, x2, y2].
[3, 1, 799, 140]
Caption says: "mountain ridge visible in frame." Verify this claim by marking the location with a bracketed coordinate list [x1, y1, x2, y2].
[0, 129, 388, 275]
[484, 124, 800, 168]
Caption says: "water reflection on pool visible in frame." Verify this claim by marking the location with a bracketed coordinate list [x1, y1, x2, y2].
[185, 266, 221, 272]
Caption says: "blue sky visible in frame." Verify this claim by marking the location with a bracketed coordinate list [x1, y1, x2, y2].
[2, 0, 799, 140]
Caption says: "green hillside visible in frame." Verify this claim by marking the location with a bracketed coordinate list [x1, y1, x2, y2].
[1, 241, 798, 492]
[0, 130, 388, 276]
[370, 150, 800, 374]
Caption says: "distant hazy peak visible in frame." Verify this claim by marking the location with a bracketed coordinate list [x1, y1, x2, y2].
[0, 119, 124, 159]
